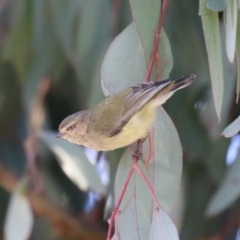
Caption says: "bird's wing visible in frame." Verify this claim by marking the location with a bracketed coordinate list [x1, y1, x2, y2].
[109, 79, 170, 137]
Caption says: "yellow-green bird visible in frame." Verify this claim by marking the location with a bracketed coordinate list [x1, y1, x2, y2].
[57, 74, 196, 151]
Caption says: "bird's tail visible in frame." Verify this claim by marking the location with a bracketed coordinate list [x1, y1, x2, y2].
[171, 74, 197, 91]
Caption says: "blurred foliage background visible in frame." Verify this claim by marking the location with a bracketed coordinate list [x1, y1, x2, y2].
[0, 0, 240, 240]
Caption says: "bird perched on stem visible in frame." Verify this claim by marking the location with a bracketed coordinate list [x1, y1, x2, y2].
[56, 74, 196, 151]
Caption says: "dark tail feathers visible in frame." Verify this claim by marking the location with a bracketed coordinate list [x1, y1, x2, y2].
[172, 74, 197, 91]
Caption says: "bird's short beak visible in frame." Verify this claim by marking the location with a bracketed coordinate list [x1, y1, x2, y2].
[56, 132, 66, 138]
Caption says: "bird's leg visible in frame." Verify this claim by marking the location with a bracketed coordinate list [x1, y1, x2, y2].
[132, 137, 147, 160]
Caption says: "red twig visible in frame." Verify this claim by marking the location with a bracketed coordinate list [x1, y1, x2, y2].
[145, 0, 168, 83]
[134, 164, 160, 209]
[156, 52, 161, 81]
[145, 133, 153, 168]
[107, 142, 141, 240]
[111, 0, 122, 34]
[108, 1, 169, 238]
[106, 165, 135, 240]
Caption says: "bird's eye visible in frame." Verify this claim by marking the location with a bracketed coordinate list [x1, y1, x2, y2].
[67, 125, 75, 131]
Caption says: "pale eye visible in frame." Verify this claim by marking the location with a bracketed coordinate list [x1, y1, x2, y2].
[67, 125, 75, 131]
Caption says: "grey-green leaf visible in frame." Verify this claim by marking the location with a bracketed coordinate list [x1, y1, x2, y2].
[101, 22, 146, 96]
[4, 177, 34, 240]
[143, 108, 182, 213]
[236, 12, 240, 102]
[206, 0, 227, 11]
[113, 148, 180, 239]
[222, 115, 240, 137]
[199, 0, 224, 120]
[39, 131, 107, 195]
[158, 29, 173, 79]
[113, 150, 152, 239]
[206, 150, 240, 216]
[149, 208, 179, 240]
[129, 0, 161, 65]
[225, 0, 238, 63]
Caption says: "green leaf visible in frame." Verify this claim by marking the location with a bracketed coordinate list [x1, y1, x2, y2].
[225, 0, 238, 63]
[222, 115, 240, 137]
[236, 11, 240, 102]
[50, 0, 79, 63]
[39, 131, 107, 195]
[0, 63, 22, 130]
[76, 0, 111, 99]
[149, 209, 178, 240]
[113, 150, 152, 239]
[101, 23, 173, 96]
[158, 29, 173, 79]
[198, 42, 236, 139]
[206, 0, 227, 11]
[206, 150, 240, 216]
[199, 0, 224, 120]
[101, 22, 146, 96]
[4, 177, 34, 240]
[102, 18, 176, 238]
[129, 0, 173, 80]
[3, 0, 33, 81]
[129, 0, 161, 65]
[143, 108, 182, 213]
[113, 149, 179, 239]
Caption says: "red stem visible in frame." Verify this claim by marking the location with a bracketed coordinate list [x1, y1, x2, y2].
[111, 0, 122, 34]
[106, 166, 135, 240]
[134, 164, 160, 209]
[145, 0, 168, 83]
[107, 1, 169, 238]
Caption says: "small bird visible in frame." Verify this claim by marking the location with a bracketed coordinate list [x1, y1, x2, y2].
[56, 74, 196, 151]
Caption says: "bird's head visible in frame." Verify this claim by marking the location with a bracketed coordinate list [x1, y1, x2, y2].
[56, 111, 90, 144]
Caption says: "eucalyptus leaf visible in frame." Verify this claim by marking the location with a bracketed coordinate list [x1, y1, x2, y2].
[4, 177, 34, 240]
[222, 115, 240, 137]
[198, 33, 236, 139]
[236, 14, 240, 102]
[3, 0, 33, 81]
[149, 208, 179, 240]
[199, 0, 224, 120]
[113, 150, 152, 239]
[101, 22, 146, 96]
[206, 150, 240, 216]
[76, 0, 111, 100]
[143, 108, 182, 213]
[113, 147, 180, 239]
[158, 29, 173, 79]
[101, 22, 173, 96]
[129, 0, 161, 65]
[39, 131, 107, 195]
[50, 0, 79, 63]
[129, 0, 173, 80]
[225, 0, 238, 63]
[206, 0, 227, 11]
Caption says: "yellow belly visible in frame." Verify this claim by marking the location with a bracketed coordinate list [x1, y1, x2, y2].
[97, 104, 156, 151]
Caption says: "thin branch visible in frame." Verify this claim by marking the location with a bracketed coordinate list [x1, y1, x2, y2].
[111, 0, 122, 35]
[134, 164, 160, 209]
[0, 164, 106, 240]
[145, 0, 168, 83]
[106, 166, 135, 240]
[107, 141, 141, 240]
[155, 52, 161, 81]
[108, 1, 169, 237]
[145, 133, 153, 168]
